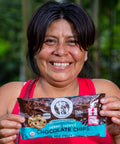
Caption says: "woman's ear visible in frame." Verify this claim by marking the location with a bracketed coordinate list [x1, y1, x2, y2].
[33, 46, 38, 59]
[34, 54, 37, 59]
[34, 50, 38, 59]
[84, 51, 88, 62]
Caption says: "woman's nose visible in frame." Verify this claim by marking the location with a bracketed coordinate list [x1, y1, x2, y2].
[54, 42, 68, 56]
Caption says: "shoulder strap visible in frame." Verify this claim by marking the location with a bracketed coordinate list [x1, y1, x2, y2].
[77, 78, 96, 95]
[12, 79, 38, 115]
[15, 79, 37, 144]
[24, 79, 36, 99]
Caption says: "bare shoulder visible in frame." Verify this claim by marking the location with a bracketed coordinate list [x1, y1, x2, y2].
[0, 81, 24, 116]
[92, 79, 120, 97]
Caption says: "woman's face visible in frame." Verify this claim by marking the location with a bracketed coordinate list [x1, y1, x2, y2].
[34, 19, 87, 86]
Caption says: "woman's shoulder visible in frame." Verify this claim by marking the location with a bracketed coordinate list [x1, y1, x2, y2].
[92, 78, 120, 97]
[0, 81, 24, 95]
[0, 81, 24, 115]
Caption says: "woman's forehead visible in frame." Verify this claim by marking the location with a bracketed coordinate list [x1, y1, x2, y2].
[45, 19, 77, 35]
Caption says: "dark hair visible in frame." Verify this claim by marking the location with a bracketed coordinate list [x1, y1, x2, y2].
[27, 1, 95, 75]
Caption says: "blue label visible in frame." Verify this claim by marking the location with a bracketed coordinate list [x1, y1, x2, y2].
[20, 119, 106, 140]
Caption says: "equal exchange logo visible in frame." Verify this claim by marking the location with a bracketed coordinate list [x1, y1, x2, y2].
[51, 98, 73, 119]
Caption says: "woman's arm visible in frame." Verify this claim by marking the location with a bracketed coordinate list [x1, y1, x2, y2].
[0, 82, 25, 144]
[93, 79, 120, 144]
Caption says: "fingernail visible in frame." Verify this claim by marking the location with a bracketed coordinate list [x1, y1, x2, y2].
[100, 110, 105, 116]
[13, 135, 17, 139]
[101, 98, 106, 103]
[112, 117, 117, 122]
[21, 117, 25, 122]
[102, 105, 107, 110]
[17, 124, 22, 128]
[101, 98, 105, 102]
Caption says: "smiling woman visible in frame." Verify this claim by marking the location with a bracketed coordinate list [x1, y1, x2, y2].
[27, 1, 94, 76]
[0, 1, 120, 144]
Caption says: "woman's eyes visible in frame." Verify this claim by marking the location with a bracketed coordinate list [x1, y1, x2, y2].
[44, 39, 56, 46]
[67, 40, 78, 46]
[44, 39, 78, 46]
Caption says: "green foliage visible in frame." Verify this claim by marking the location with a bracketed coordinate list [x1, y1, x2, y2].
[99, 0, 120, 86]
[0, 39, 11, 57]
[0, 0, 120, 87]
[0, 0, 22, 86]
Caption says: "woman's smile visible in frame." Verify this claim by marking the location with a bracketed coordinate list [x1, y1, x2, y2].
[49, 61, 72, 70]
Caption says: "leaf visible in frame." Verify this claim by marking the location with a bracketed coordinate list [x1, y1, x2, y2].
[0, 39, 11, 57]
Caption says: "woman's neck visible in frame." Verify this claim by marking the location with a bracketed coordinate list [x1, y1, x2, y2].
[33, 77, 79, 98]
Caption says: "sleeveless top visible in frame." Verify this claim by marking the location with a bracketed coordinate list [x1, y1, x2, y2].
[12, 78, 112, 144]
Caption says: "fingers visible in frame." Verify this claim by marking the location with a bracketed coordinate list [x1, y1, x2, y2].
[0, 114, 25, 123]
[0, 119, 22, 129]
[100, 96, 120, 125]
[100, 110, 120, 126]
[100, 96, 120, 105]
[0, 114, 25, 144]
[0, 128, 19, 138]
[100, 96, 120, 112]
[0, 134, 17, 144]
[0, 114, 25, 129]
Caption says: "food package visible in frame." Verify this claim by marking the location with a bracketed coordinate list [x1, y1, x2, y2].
[18, 93, 107, 139]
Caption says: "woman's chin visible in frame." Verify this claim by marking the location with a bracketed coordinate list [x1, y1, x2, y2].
[46, 75, 76, 87]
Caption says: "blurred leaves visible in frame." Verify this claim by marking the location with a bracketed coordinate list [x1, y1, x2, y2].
[0, 0, 120, 87]
[0, 39, 11, 57]
[0, 0, 22, 85]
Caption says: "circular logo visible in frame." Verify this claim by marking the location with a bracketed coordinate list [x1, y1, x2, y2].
[30, 131, 35, 137]
[51, 98, 73, 119]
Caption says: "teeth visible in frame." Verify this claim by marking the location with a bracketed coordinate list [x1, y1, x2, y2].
[53, 63, 70, 67]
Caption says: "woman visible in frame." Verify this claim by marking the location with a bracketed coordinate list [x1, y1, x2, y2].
[0, 1, 120, 144]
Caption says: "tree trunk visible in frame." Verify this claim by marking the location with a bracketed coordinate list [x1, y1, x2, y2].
[20, 0, 34, 81]
[108, 10, 114, 79]
[90, 0, 100, 78]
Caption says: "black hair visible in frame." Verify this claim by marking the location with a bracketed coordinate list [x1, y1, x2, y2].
[27, 1, 95, 75]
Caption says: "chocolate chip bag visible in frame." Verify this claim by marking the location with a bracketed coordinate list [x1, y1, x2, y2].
[18, 93, 107, 139]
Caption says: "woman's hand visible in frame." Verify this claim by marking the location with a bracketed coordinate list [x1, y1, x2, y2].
[100, 96, 120, 143]
[0, 114, 25, 144]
